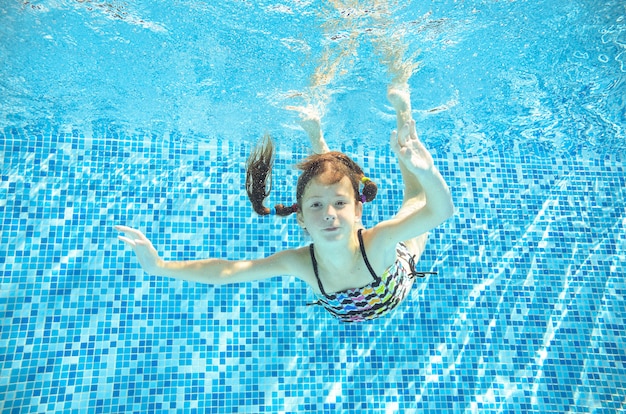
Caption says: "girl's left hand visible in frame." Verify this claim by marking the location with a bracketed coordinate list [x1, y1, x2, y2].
[390, 120, 434, 174]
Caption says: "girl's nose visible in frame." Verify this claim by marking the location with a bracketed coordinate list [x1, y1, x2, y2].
[325, 206, 336, 220]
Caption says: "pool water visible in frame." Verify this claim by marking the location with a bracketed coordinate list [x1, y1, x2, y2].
[1, 0, 625, 413]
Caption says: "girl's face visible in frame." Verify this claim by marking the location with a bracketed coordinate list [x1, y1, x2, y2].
[297, 173, 363, 243]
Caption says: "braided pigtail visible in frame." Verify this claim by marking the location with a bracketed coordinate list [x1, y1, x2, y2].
[245, 134, 299, 217]
[245, 134, 274, 215]
[273, 203, 299, 216]
[360, 176, 378, 203]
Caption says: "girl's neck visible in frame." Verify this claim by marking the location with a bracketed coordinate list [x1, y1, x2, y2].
[312, 229, 362, 272]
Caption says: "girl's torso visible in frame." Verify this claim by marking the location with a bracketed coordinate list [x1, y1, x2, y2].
[307, 230, 420, 322]
[291, 227, 398, 295]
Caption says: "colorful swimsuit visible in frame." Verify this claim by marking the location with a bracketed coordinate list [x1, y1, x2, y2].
[307, 229, 434, 323]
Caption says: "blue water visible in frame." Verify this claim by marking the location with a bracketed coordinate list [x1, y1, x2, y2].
[1, 1, 625, 413]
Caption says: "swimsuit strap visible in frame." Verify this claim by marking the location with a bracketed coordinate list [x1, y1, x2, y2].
[309, 244, 327, 296]
[309, 230, 380, 299]
[357, 229, 381, 283]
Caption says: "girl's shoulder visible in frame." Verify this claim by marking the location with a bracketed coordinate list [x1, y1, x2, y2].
[273, 245, 316, 286]
[278, 245, 310, 266]
[359, 225, 401, 270]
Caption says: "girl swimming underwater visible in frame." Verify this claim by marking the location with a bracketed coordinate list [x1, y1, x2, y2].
[116, 85, 454, 323]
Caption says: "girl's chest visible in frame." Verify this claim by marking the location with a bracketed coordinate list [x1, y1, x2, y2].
[316, 263, 377, 296]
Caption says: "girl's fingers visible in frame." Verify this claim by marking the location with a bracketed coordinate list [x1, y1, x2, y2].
[390, 130, 400, 153]
[116, 225, 145, 240]
[408, 120, 418, 140]
[398, 123, 410, 147]
[118, 235, 136, 246]
[118, 234, 151, 249]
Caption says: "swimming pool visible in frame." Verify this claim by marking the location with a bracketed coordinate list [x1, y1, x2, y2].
[1, 0, 625, 413]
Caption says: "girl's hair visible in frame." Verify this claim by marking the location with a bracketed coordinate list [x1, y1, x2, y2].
[245, 134, 378, 216]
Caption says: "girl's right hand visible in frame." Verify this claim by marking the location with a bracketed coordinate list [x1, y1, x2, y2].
[115, 225, 163, 274]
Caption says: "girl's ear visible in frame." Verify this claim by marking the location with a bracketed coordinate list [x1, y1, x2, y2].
[296, 211, 306, 228]
[355, 200, 363, 222]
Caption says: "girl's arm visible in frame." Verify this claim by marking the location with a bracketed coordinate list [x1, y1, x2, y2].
[115, 226, 304, 285]
[371, 121, 454, 245]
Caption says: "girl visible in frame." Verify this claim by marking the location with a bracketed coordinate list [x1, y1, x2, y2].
[116, 85, 454, 323]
